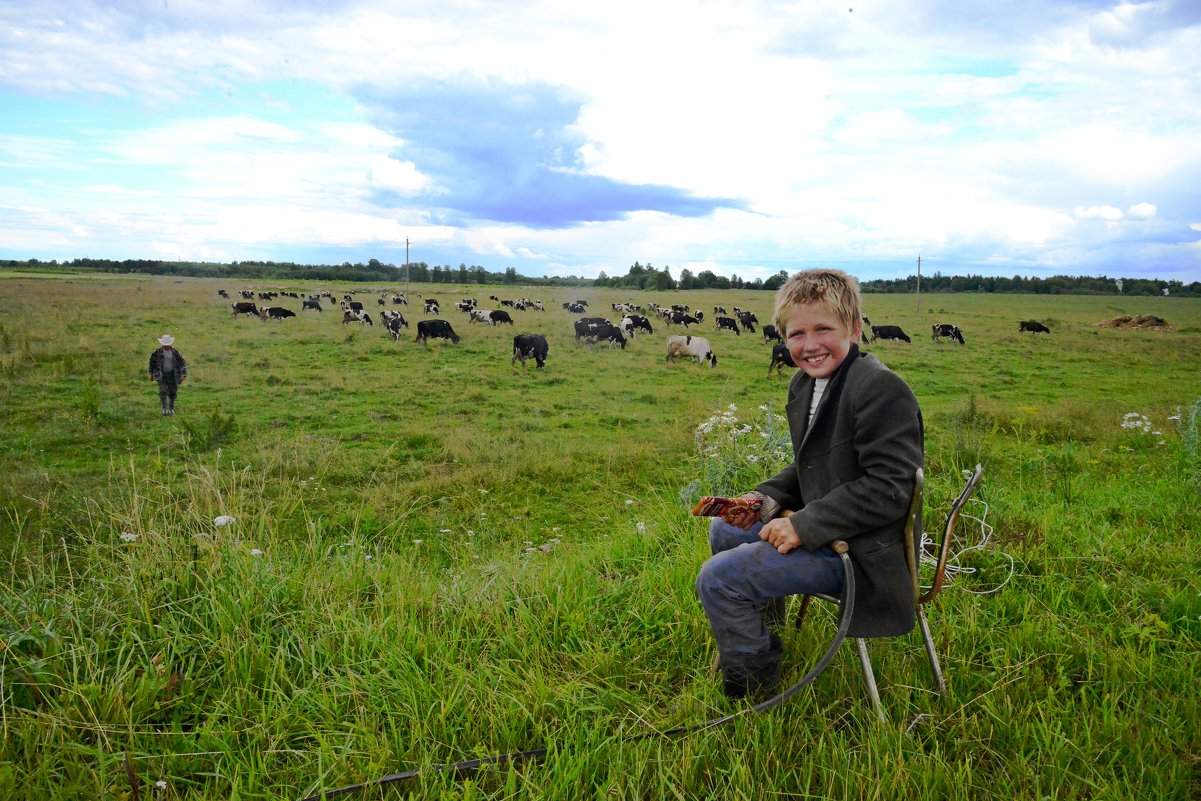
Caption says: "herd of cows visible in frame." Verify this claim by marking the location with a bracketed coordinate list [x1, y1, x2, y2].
[216, 287, 1054, 376]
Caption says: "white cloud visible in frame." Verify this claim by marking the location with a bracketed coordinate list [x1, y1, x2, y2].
[1075, 205, 1124, 221]
[1128, 202, 1157, 218]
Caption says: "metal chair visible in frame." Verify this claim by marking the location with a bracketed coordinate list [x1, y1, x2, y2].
[793, 463, 985, 720]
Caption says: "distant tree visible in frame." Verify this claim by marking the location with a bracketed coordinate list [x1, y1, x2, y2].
[762, 270, 789, 291]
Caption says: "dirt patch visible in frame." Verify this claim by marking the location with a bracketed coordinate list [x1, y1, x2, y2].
[1097, 314, 1174, 331]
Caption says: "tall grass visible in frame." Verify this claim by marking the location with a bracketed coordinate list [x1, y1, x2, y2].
[1, 275, 1199, 799]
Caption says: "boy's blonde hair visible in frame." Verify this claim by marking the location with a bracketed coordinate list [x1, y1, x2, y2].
[772, 268, 863, 337]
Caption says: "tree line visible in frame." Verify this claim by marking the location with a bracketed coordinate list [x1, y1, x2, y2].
[3, 257, 1196, 296]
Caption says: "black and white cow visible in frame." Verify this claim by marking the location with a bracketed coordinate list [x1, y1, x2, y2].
[932, 323, 966, 344]
[715, 316, 741, 335]
[392, 294, 408, 305]
[666, 335, 717, 368]
[767, 343, 796, 378]
[260, 306, 296, 320]
[486, 309, 514, 325]
[240, 290, 254, 299]
[870, 325, 911, 343]
[386, 314, 409, 341]
[669, 312, 700, 327]
[231, 302, 260, 317]
[622, 314, 654, 336]
[762, 324, 782, 343]
[860, 316, 871, 344]
[218, 289, 229, 298]
[737, 311, 758, 333]
[416, 319, 460, 344]
[342, 309, 374, 326]
[512, 333, 549, 369]
[301, 299, 323, 312]
[424, 299, 440, 314]
[564, 302, 588, 314]
[1019, 320, 1051, 333]
[575, 318, 627, 348]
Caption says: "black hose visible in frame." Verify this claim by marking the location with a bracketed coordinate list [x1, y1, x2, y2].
[299, 550, 856, 801]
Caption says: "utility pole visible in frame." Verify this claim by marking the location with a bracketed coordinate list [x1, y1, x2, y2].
[916, 254, 921, 316]
[405, 237, 410, 297]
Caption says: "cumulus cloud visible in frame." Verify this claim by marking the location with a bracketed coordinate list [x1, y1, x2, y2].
[1075, 205, 1125, 221]
[1128, 202, 1157, 218]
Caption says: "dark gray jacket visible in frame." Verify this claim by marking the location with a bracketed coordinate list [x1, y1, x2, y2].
[148, 348, 187, 383]
[756, 344, 924, 638]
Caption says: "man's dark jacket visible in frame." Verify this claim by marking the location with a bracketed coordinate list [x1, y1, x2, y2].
[148, 348, 187, 382]
[756, 344, 924, 638]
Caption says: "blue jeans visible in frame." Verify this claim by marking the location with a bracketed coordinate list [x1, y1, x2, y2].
[696, 518, 844, 656]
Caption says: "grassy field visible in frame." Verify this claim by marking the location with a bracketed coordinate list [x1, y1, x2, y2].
[1, 273, 1199, 800]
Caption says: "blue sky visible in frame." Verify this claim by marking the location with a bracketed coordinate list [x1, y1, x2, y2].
[1, 0, 1199, 282]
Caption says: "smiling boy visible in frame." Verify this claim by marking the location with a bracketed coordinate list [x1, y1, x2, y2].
[696, 269, 924, 699]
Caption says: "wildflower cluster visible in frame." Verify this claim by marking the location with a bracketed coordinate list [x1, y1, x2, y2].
[685, 403, 792, 501]
[1121, 412, 1165, 445]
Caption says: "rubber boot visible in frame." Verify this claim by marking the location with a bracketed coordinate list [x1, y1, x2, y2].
[719, 634, 783, 699]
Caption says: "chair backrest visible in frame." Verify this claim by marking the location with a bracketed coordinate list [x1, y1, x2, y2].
[918, 463, 984, 606]
[902, 468, 925, 600]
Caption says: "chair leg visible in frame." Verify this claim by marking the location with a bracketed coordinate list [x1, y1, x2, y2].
[855, 637, 886, 722]
[917, 607, 947, 695]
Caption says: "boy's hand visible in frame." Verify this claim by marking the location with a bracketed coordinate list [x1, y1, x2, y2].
[718, 493, 764, 530]
[759, 518, 802, 554]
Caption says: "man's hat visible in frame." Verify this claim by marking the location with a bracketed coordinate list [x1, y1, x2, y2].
[158, 334, 175, 346]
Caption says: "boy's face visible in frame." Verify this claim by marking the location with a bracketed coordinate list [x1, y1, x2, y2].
[781, 302, 860, 379]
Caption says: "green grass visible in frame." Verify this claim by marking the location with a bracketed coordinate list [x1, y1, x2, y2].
[1, 276, 1199, 800]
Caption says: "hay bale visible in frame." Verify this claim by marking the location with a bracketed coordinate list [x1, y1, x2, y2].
[1098, 315, 1173, 331]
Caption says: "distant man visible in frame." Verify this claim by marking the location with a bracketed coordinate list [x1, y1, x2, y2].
[148, 334, 187, 416]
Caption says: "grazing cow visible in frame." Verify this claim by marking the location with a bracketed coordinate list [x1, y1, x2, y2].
[531, 300, 544, 311]
[487, 309, 514, 325]
[512, 333, 549, 369]
[622, 314, 654, 336]
[669, 312, 700, 327]
[737, 311, 758, 333]
[424, 300, 440, 314]
[386, 314, 409, 341]
[416, 319, 460, 344]
[218, 289, 229, 298]
[377, 297, 386, 306]
[574, 318, 627, 348]
[714, 306, 727, 316]
[301, 299, 322, 312]
[932, 323, 966, 344]
[870, 325, 911, 343]
[260, 306, 296, 321]
[342, 309, 374, 326]
[768, 342, 797, 378]
[239, 290, 254, 299]
[762, 324, 782, 343]
[666, 335, 717, 368]
[573, 317, 610, 342]
[231, 302, 260, 317]
[715, 316, 741, 335]
[341, 300, 364, 312]
[1019, 320, 1051, 333]
[392, 295, 408, 305]
[564, 302, 588, 314]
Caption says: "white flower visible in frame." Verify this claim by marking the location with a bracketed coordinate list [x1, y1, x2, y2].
[758, 404, 770, 411]
[249, 548, 263, 556]
[466, 530, 474, 536]
[213, 515, 236, 527]
[155, 780, 167, 790]
[728, 403, 737, 411]
[636, 521, 646, 533]
[120, 532, 138, 542]
[412, 539, 423, 545]
[626, 499, 634, 505]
